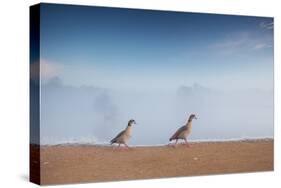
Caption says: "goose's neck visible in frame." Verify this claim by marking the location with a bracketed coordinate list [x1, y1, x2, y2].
[185, 119, 193, 127]
[126, 124, 132, 130]
[125, 124, 133, 135]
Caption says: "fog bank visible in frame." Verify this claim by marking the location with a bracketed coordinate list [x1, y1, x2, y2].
[39, 79, 273, 145]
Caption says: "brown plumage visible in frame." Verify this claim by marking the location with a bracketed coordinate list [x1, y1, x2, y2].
[169, 126, 188, 141]
[110, 119, 136, 148]
[169, 114, 197, 147]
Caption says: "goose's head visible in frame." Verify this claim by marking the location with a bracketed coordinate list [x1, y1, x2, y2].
[128, 119, 136, 126]
[188, 114, 197, 121]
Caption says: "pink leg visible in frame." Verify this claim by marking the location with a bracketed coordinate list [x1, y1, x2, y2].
[124, 143, 130, 149]
[168, 139, 178, 147]
[169, 139, 178, 148]
[112, 143, 118, 150]
[184, 139, 191, 148]
[116, 143, 123, 150]
[113, 143, 120, 150]
[168, 142, 173, 147]
[116, 143, 127, 151]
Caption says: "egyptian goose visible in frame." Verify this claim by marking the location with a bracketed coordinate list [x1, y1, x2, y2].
[169, 114, 197, 147]
[110, 119, 136, 148]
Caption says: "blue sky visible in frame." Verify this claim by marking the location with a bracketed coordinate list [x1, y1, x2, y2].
[40, 4, 273, 90]
[33, 4, 274, 145]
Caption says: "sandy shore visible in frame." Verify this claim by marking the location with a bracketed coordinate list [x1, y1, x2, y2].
[33, 139, 273, 185]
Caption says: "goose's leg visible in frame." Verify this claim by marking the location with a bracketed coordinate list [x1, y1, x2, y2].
[124, 143, 130, 149]
[170, 139, 178, 148]
[118, 143, 126, 151]
[112, 143, 118, 150]
[168, 139, 178, 147]
[184, 138, 191, 148]
[168, 141, 173, 147]
[115, 143, 121, 150]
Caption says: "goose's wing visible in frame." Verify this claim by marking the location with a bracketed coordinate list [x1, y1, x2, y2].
[169, 125, 187, 141]
[110, 130, 125, 144]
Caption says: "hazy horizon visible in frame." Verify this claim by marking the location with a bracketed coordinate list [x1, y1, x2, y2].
[37, 78, 273, 145]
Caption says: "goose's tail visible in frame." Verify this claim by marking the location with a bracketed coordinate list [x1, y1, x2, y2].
[110, 138, 116, 144]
